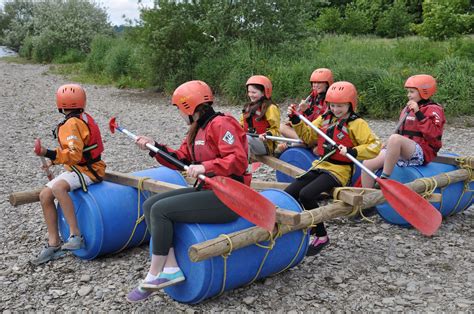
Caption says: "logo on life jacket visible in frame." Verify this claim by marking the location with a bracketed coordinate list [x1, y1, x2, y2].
[195, 140, 205, 146]
[222, 131, 235, 145]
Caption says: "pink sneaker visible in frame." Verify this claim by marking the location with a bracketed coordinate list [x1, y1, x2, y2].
[306, 236, 329, 256]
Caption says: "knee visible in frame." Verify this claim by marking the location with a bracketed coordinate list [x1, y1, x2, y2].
[298, 190, 316, 209]
[39, 187, 54, 205]
[386, 134, 403, 147]
[51, 182, 68, 198]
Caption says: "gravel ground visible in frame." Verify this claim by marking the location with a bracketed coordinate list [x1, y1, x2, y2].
[1, 61, 473, 312]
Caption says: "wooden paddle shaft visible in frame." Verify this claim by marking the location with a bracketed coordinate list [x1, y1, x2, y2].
[189, 168, 472, 262]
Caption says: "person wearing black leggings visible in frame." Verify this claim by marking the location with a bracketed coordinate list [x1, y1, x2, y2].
[284, 81, 381, 257]
[126, 80, 250, 303]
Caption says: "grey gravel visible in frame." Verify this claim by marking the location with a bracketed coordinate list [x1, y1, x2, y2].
[1, 61, 473, 312]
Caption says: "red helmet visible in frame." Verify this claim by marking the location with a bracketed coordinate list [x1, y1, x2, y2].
[246, 75, 272, 99]
[325, 81, 358, 111]
[172, 80, 214, 116]
[404, 74, 437, 100]
[310, 68, 334, 86]
[56, 84, 86, 109]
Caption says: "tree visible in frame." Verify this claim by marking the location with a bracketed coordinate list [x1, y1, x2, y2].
[376, 0, 414, 37]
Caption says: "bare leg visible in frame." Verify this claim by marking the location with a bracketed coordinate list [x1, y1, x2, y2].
[361, 150, 386, 188]
[149, 254, 167, 276]
[280, 123, 299, 139]
[51, 180, 80, 236]
[39, 187, 61, 247]
[383, 134, 416, 176]
[164, 248, 179, 268]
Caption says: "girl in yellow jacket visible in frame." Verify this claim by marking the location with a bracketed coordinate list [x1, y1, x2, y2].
[240, 75, 281, 156]
[285, 82, 381, 256]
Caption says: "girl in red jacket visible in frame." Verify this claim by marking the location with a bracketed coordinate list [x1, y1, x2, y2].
[276, 68, 332, 155]
[127, 80, 250, 302]
[361, 74, 446, 188]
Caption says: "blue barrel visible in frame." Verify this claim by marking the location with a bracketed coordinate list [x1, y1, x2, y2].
[276, 147, 361, 186]
[376, 158, 473, 226]
[57, 167, 188, 260]
[151, 189, 309, 304]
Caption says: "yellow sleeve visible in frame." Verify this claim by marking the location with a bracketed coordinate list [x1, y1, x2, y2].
[54, 118, 90, 166]
[264, 104, 281, 136]
[292, 116, 322, 147]
[349, 119, 382, 160]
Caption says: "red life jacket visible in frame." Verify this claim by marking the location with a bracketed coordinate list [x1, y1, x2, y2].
[303, 91, 327, 121]
[56, 112, 104, 180]
[316, 112, 358, 164]
[191, 113, 251, 186]
[242, 101, 270, 134]
[397, 102, 444, 164]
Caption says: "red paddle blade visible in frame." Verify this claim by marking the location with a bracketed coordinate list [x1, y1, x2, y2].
[250, 162, 262, 173]
[109, 117, 117, 134]
[206, 176, 276, 231]
[377, 178, 442, 236]
[34, 138, 42, 155]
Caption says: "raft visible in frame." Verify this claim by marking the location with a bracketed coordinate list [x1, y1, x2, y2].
[376, 156, 474, 226]
[276, 147, 361, 185]
[151, 189, 309, 304]
[56, 166, 188, 260]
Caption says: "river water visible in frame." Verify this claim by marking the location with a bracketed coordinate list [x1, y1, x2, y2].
[0, 46, 17, 57]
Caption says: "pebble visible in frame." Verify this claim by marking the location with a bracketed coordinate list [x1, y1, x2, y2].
[1, 61, 473, 312]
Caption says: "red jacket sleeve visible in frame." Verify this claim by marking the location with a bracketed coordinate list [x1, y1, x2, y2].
[152, 138, 192, 170]
[201, 117, 249, 177]
[417, 104, 446, 143]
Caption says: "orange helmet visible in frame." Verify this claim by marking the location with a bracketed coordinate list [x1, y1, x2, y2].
[172, 80, 214, 115]
[325, 81, 358, 111]
[56, 84, 86, 109]
[246, 75, 272, 99]
[310, 68, 334, 86]
[404, 74, 437, 100]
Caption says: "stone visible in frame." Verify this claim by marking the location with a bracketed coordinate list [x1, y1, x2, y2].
[77, 286, 93, 297]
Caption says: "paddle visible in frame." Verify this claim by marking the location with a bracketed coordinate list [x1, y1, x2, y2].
[394, 108, 410, 134]
[291, 109, 442, 236]
[247, 133, 304, 144]
[34, 138, 54, 181]
[108, 117, 276, 232]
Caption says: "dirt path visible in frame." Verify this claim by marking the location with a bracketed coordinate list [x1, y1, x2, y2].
[1, 61, 473, 311]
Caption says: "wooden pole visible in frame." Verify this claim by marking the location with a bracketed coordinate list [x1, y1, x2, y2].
[8, 170, 301, 225]
[188, 168, 472, 262]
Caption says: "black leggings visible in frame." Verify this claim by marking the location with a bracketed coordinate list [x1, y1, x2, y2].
[284, 170, 341, 237]
[143, 188, 240, 255]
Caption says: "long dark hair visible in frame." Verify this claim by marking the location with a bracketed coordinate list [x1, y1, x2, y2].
[186, 103, 213, 148]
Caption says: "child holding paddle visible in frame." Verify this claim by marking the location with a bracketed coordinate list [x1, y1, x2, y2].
[240, 75, 281, 156]
[275, 68, 332, 155]
[32, 84, 106, 265]
[127, 80, 251, 302]
[361, 74, 445, 188]
[285, 81, 381, 256]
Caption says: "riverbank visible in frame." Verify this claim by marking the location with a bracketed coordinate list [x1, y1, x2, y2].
[0, 60, 472, 312]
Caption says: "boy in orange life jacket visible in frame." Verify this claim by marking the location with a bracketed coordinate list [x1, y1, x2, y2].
[240, 75, 281, 156]
[361, 74, 445, 188]
[32, 84, 106, 265]
[285, 82, 381, 256]
[275, 68, 332, 155]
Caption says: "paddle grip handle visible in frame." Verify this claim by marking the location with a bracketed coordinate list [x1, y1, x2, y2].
[116, 125, 206, 181]
[294, 110, 378, 180]
[246, 133, 303, 144]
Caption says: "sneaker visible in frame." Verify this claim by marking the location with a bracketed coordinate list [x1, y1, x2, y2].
[126, 284, 154, 303]
[306, 236, 329, 256]
[61, 235, 84, 250]
[30, 244, 66, 266]
[141, 270, 185, 291]
[273, 143, 288, 158]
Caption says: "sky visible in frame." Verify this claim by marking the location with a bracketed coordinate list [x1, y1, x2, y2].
[0, 0, 155, 26]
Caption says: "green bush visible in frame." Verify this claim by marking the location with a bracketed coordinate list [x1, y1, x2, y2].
[85, 35, 115, 73]
[31, 31, 59, 63]
[433, 57, 473, 116]
[341, 4, 372, 35]
[315, 8, 343, 34]
[414, 0, 472, 40]
[376, 0, 414, 37]
[104, 41, 133, 79]
[53, 49, 86, 64]
[19, 35, 33, 59]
